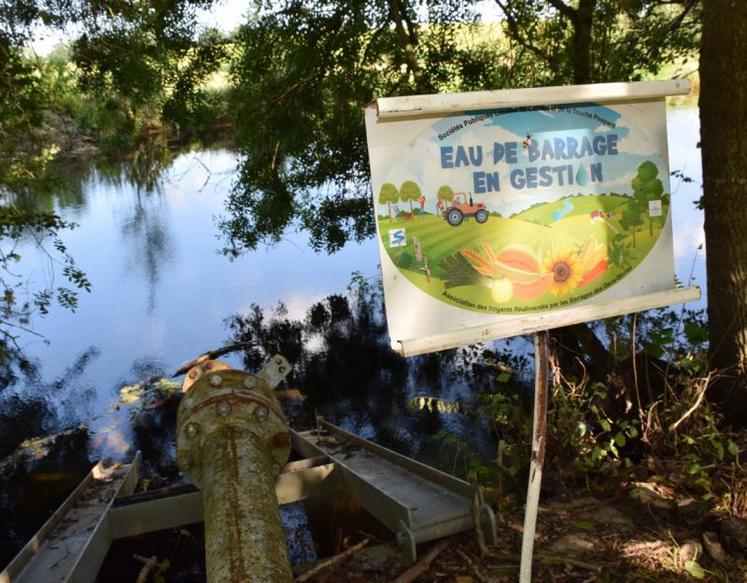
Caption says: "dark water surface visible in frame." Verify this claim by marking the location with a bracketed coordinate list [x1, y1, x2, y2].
[0, 106, 705, 569]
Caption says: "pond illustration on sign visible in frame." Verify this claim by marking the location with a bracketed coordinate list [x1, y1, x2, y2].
[376, 103, 670, 314]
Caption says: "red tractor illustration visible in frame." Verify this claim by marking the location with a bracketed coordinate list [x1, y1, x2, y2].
[442, 192, 489, 227]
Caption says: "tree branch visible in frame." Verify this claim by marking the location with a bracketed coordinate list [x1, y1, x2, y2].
[495, 0, 557, 67]
[544, 0, 577, 21]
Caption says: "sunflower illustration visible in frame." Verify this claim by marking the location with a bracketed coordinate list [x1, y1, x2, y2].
[543, 247, 582, 296]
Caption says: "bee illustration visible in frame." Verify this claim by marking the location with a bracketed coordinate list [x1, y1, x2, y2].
[522, 133, 532, 149]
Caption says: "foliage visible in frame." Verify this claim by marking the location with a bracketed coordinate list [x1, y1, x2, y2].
[619, 201, 644, 247]
[74, 24, 229, 147]
[0, 203, 91, 383]
[495, 0, 701, 85]
[408, 306, 745, 516]
[399, 180, 421, 215]
[0, 45, 59, 193]
[1, 1, 229, 162]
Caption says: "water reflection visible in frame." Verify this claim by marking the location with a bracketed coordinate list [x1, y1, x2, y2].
[226, 274, 513, 468]
[121, 190, 175, 314]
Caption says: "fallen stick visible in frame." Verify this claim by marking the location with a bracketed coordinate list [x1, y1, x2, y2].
[133, 553, 158, 583]
[538, 553, 602, 572]
[172, 341, 253, 377]
[456, 547, 487, 582]
[296, 538, 370, 582]
[393, 537, 452, 583]
[487, 548, 602, 572]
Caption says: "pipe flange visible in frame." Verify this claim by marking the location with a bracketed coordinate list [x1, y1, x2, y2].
[176, 369, 290, 488]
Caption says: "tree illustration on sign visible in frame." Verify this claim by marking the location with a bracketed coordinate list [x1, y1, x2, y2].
[400, 180, 422, 218]
[620, 199, 644, 247]
[378, 182, 399, 221]
[437, 185, 454, 214]
[631, 161, 664, 236]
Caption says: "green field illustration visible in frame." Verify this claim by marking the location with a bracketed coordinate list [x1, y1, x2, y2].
[377, 179, 669, 315]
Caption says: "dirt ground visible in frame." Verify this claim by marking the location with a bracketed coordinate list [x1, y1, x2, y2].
[317, 489, 747, 583]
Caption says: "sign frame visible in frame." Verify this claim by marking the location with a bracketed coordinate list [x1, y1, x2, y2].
[365, 80, 699, 357]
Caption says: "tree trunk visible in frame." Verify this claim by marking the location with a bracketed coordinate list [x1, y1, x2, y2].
[548, 0, 613, 380]
[700, 0, 747, 424]
[385, 0, 431, 94]
[572, 0, 595, 84]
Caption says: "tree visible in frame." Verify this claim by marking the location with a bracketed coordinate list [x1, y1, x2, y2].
[631, 161, 664, 237]
[699, 0, 747, 423]
[437, 185, 454, 212]
[399, 181, 421, 217]
[494, 0, 701, 85]
[378, 183, 399, 221]
[620, 201, 644, 247]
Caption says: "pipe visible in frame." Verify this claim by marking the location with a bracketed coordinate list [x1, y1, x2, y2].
[176, 357, 293, 583]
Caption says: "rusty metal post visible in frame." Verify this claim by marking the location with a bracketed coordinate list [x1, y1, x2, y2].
[176, 355, 294, 583]
[519, 331, 550, 583]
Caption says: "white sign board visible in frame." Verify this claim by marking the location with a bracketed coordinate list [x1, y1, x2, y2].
[364, 80, 699, 356]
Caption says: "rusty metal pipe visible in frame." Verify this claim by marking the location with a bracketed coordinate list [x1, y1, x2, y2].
[202, 427, 292, 582]
[176, 357, 294, 583]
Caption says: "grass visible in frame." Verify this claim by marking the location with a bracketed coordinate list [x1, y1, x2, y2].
[378, 194, 668, 313]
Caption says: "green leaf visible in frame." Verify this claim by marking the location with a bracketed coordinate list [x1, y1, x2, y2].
[571, 520, 596, 532]
[496, 372, 512, 383]
[645, 343, 664, 358]
[684, 322, 708, 345]
[713, 441, 724, 461]
[727, 440, 739, 456]
[683, 560, 705, 579]
[614, 432, 626, 447]
[600, 419, 612, 432]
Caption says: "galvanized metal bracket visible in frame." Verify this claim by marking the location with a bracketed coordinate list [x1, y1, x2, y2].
[396, 520, 417, 564]
[258, 354, 291, 390]
[480, 504, 498, 546]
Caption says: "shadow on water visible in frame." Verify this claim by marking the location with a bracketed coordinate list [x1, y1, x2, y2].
[120, 190, 175, 315]
[226, 273, 532, 471]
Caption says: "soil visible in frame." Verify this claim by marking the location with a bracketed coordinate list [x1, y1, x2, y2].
[318, 490, 747, 583]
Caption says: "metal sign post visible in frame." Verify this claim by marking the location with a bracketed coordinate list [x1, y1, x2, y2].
[519, 331, 550, 583]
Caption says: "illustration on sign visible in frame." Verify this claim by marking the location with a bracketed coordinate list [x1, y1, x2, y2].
[373, 103, 671, 315]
